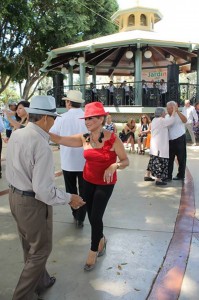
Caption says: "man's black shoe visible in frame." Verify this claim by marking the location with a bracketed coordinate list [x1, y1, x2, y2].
[156, 181, 167, 186]
[36, 276, 56, 298]
[173, 176, 184, 181]
[163, 178, 172, 182]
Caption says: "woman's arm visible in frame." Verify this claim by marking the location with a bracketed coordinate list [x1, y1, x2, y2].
[132, 124, 136, 132]
[103, 136, 129, 183]
[143, 123, 151, 134]
[163, 105, 177, 127]
[137, 125, 142, 136]
[123, 124, 130, 134]
[49, 132, 83, 147]
[6, 116, 22, 129]
[114, 136, 129, 168]
[113, 123, 117, 133]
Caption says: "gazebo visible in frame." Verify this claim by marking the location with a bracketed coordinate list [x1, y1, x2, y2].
[41, 1, 199, 116]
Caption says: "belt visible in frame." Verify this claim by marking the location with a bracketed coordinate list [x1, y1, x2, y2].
[9, 185, 35, 197]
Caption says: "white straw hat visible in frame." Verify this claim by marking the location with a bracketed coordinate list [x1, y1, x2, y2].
[25, 96, 59, 117]
[62, 90, 85, 103]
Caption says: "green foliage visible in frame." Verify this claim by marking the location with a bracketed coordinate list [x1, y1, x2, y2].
[0, 0, 118, 98]
[0, 84, 20, 104]
[82, 0, 118, 40]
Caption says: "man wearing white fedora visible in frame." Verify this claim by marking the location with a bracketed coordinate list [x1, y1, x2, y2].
[50, 90, 87, 228]
[6, 95, 85, 300]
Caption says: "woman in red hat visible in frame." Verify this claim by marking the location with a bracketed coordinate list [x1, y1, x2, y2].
[50, 102, 129, 271]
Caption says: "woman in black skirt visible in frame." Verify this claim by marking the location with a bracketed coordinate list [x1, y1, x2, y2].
[144, 105, 176, 186]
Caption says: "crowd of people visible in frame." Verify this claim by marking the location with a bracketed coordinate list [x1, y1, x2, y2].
[116, 99, 198, 186]
[143, 100, 198, 186]
[1, 93, 129, 299]
[0, 92, 199, 299]
[87, 79, 168, 106]
[87, 80, 133, 106]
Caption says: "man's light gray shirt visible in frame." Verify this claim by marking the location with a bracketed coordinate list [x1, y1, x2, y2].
[6, 122, 71, 205]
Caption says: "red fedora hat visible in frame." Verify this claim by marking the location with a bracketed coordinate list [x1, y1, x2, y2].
[80, 102, 108, 119]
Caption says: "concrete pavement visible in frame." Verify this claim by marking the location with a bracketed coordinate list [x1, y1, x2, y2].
[0, 142, 199, 300]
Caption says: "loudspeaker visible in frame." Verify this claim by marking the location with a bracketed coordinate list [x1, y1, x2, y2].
[52, 74, 64, 107]
[167, 65, 179, 84]
[167, 65, 179, 103]
[191, 57, 197, 71]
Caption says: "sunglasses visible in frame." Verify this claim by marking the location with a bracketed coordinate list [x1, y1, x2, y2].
[141, 116, 146, 119]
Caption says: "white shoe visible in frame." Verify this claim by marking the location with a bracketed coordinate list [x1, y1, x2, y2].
[192, 143, 196, 146]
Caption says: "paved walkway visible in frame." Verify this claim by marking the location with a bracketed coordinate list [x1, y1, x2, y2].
[0, 143, 199, 300]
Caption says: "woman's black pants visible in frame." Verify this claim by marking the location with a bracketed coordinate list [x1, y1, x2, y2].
[83, 180, 114, 252]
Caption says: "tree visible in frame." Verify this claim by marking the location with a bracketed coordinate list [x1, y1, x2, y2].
[0, 0, 32, 94]
[0, 0, 118, 99]
[0, 84, 20, 105]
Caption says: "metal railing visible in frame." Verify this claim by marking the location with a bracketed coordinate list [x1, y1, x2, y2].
[47, 82, 199, 108]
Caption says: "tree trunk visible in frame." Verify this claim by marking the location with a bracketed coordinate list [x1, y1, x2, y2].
[0, 75, 11, 94]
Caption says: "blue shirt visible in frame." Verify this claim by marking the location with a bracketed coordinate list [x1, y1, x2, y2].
[3, 114, 16, 130]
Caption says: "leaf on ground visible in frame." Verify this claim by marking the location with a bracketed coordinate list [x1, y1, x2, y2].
[117, 272, 121, 275]
[118, 265, 122, 270]
[134, 288, 140, 291]
[131, 251, 135, 254]
[121, 263, 128, 265]
[106, 267, 113, 270]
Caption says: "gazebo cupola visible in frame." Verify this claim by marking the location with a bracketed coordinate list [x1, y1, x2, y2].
[111, 1, 163, 32]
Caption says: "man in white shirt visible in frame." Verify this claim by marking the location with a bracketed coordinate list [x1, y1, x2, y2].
[107, 81, 115, 105]
[166, 101, 187, 181]
[182, 99, 198, 146]
[159, 79, 167, 106]
[123, 80, 130, 105]
[6, 95, 85, 300]
[50, 90, 87, 228]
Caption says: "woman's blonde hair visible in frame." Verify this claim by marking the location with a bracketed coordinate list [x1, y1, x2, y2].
[127, 118, 135, 128]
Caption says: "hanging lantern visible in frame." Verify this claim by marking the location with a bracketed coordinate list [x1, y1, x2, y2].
[69, 59, 76, 66]
[61, 67, 68, 74]
[78, 56, 85, 64]
[144, 50, 152, 59]
[126, 50, 134, 59]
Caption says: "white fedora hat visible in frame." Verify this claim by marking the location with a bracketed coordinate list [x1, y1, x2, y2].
[25, 96, 59, 117]
[62, 90, 85, 103]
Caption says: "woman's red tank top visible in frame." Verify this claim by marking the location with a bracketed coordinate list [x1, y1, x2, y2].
[83, 132, 117, 185]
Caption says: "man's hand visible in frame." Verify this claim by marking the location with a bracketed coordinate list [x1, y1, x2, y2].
[3, 109, 15, 117]
[69, 194, 86, 209]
